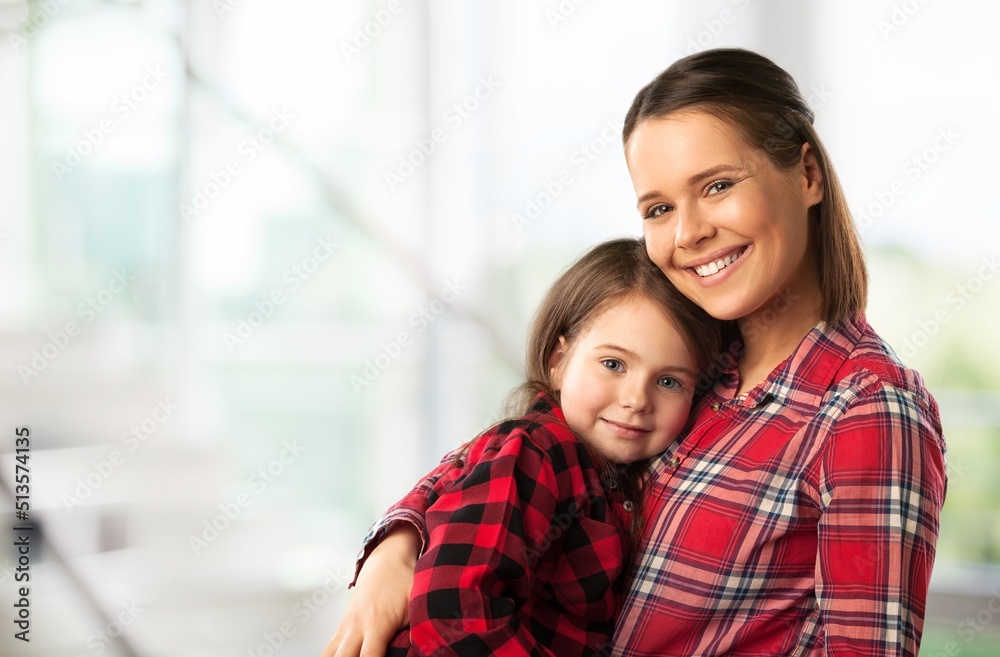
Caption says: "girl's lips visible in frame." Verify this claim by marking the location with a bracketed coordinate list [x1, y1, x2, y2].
[602, 419, 651, 440]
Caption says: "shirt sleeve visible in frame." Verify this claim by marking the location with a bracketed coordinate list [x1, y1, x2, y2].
[351, 451, 460, 587]
[814, 381, 947, 656]
[406, 428, 571, 657]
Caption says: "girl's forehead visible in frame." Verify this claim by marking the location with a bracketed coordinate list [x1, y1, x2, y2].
[584, 295, 676, 332]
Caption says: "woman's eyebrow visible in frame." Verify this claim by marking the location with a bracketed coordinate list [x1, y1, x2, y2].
[636, 163, 748, 208]
[686, 163, 747, 187]
[636, 190, 663, 208]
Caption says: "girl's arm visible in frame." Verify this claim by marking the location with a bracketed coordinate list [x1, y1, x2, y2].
[350, 457, 456, 584]
[814, 380, 947, 656]
[407, 427, 615, 657]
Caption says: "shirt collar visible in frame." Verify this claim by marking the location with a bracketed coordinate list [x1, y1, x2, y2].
[719, 314, 868, 413]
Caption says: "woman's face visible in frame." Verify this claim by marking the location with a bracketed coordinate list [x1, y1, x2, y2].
[624, 111, 824, 323]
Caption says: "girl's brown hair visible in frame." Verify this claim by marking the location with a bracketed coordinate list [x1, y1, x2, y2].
[502, 237, 721, 542]
[622, 48, 867, 324]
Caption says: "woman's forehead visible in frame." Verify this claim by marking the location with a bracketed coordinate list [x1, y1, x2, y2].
[628, 111, 748, 156]
[625, 113, 761, 187]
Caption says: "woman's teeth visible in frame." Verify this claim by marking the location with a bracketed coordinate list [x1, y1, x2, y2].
[694, 248, 745, 277]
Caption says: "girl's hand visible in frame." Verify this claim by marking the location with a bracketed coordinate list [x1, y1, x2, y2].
[319, 524, 421, 657]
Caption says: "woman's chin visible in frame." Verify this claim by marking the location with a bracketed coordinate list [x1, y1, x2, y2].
[697, 296, 757, 323]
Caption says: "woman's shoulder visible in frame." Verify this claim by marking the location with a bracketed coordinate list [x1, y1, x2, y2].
[828, 315, 934, 400]
[814, 316, 942, 440]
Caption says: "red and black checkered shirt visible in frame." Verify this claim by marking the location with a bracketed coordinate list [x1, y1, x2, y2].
[375, 394, 631, 657]
[359, 315, 947, 657]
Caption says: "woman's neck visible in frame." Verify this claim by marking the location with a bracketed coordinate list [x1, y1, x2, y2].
[734, 279, 823, 397]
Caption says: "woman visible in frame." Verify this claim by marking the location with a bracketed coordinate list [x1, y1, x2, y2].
[323, 48, 947, 657]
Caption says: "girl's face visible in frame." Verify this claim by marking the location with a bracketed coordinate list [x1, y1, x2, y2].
[624, 111, 824, 323]
[550, 295, 697, 464]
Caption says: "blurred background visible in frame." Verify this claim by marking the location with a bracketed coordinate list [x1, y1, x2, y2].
[0, 0, 997, 655]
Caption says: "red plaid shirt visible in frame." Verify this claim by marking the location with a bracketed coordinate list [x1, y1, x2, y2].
[358, 315, 947, 657]
[609, 315, 946, 656]
[364, 394, 631, 657]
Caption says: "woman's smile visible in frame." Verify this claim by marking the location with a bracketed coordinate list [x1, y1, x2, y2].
[689, 244, 747, 277]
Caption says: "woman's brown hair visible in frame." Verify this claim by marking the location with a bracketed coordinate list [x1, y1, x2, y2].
[622, 48, 867, 324]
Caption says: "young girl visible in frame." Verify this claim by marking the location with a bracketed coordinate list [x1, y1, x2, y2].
[369, 238, 720, 657]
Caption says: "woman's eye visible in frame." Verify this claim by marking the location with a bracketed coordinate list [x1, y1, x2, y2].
[643, 203, 672, 219]
[601, 359, 625, 373]
[706, 180, 734, 196]
[658, 376, 681, 389]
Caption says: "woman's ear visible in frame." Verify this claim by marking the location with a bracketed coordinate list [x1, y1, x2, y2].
[548, 335, 568, 390]
[799, 142, 824, 207]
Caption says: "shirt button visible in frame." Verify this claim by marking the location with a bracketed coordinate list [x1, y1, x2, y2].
[668, 455, 680, 469]
[711, 402, 722, 412]
[608, 479, 618, 489]
[622, 501, 634, 512]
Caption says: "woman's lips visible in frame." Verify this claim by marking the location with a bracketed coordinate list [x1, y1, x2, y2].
[693, 245, 747, 277]
[682, 244, 751, 287]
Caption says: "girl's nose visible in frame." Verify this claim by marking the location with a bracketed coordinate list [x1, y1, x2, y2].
[620, 378, 651, 413]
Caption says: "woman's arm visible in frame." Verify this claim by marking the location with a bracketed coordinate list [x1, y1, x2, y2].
[814, 381, 947, 656]
[321, 455, 458, 657]
[320, 523, 421, 657]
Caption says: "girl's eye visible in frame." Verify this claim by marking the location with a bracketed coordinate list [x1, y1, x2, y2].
[643, 203, 672, 220]
[658, 376, 681, 390]
[601, 359, 625, 373]
[706, 180, 734, 196]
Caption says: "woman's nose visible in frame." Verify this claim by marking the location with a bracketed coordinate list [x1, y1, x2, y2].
[674, 206, 715, 250]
